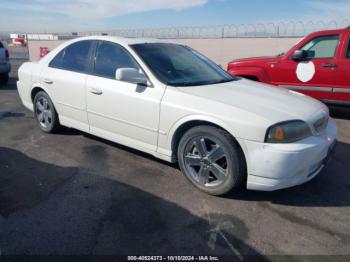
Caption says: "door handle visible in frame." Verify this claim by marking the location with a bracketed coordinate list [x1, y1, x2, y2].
[43, 79, 53, 84]
[89, 88, 103, 95]
[321, 63, 337, 68]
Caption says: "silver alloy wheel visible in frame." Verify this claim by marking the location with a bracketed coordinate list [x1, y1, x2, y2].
[36, 97, 53, 129]
[184, 136, 228, 187]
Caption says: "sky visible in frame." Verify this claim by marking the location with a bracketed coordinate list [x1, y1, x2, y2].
[0, 0, 349, 32]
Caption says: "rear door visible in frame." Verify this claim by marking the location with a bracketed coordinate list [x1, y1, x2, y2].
[333, 31, 350, 104]
[40, 40, 94, 132]
[272, 34, 341, 100]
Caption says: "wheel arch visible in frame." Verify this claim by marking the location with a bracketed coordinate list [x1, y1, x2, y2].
[228, 67, 270, 83]
[169, 116, 247, 169]
[30, 82, 52, 102]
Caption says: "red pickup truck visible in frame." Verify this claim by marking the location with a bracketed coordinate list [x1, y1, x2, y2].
[227, 27, 350, 106]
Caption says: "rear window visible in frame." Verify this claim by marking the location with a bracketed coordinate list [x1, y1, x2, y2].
[49, 40, 93, 73]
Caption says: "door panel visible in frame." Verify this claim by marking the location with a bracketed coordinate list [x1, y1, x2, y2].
[86, 75, 163, 151]
[40, 40, 94, 131]
[271, 35, 340, 100]
[86, 41, 164, 151]
[333, 33, 350, 103]
[41, 67, 89, 131]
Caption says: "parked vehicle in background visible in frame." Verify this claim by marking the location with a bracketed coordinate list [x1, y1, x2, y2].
[17, 36, 336, 195]
[40, 47, 50, 58]
[227, 27, 350, 106]
[0, 40, 11, 85]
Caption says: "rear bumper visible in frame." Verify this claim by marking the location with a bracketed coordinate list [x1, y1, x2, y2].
[243, 118, 337, 191]
[0, 62, 11, 73]
[17, 80, 34, 111]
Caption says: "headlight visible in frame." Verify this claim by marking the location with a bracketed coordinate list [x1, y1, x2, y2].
[265, 120, 312, 143]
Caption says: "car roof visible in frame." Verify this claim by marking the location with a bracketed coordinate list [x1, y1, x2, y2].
[71, 35, 170, 46]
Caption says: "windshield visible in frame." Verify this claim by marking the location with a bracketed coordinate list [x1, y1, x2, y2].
[131, 43, 237, 87]
[278, 37, 306, 57]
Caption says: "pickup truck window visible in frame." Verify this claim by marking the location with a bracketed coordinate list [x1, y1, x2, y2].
[49, 40, 93, 73]
[300, 35, 339, 59]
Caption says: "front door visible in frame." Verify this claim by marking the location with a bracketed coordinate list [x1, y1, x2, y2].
[86, 41, 165, 152]
[271, 34, 340, 100]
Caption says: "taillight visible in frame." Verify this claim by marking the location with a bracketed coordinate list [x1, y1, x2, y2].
[5, 49, 9, 60]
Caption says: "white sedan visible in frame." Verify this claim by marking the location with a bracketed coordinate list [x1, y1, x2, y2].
[17, 36, 337, 195]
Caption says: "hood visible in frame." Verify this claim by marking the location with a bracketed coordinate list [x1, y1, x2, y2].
[229, 56, 278, 64]
[175, 79, 328, 124]
[231, 56, 278, 63]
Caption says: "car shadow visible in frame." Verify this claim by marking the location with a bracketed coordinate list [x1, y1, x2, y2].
[82, 132, 179, 168]
[60, 126, 350, 208]
[0, 112, 25, 120]
[0, 78, 18, 91]
[0, 147, 264, 260]
[329, 105, 350, 120]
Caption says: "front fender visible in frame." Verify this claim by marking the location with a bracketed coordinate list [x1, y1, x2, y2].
[228, 67, 270, 83]
[158, 114, 251, 168]
[160, 114, 247, 158]
[167, 114, 240, 143]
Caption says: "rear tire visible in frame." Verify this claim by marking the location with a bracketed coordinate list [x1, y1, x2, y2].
[33, 91, 61, 133]
[177, 125, 246, 196]
[0, 73, 9, 85]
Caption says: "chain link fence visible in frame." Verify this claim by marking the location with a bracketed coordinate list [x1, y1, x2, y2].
[1, 19, 350, 40]
[69, 19, 350, 39]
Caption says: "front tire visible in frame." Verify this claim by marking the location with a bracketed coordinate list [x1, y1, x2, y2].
[0, 73, 9, 85]
[33, 91, 60, 133]
[178, 126, 246, 196]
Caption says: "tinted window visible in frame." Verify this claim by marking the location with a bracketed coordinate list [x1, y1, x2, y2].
[93, 41, 140, 79]
[301, 35, 339, 59]
[132, 43, 235, 86]
[0, 42, 3, 48]
[347, 39, 350, 58]
[49, 40, 92, 73]
[49, 49, 64, 68]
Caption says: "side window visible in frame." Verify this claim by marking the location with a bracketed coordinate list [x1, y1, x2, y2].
[93, 41, 140, 79]
[49, 41, 93, 73]
[301, 35, 339, 59]
[49, 49, 64, 68]
[347, 38, 350, 58]
[0, 41, 3, 48]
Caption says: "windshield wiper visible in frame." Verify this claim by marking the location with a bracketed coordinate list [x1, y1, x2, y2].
[169, 77, 237, 87]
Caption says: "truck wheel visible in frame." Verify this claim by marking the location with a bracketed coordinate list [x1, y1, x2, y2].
[177, 125, 246, 195]
[33, 91, 61, 133]
[0, 73, 9, 85]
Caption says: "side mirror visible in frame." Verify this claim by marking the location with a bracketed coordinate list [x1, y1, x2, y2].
[291, 50, 309, 61]
[115, 68, 148, 86]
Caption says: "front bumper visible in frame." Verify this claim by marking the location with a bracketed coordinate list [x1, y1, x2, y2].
[243, 118, 337, 191]
[0, 62, 11, 73]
